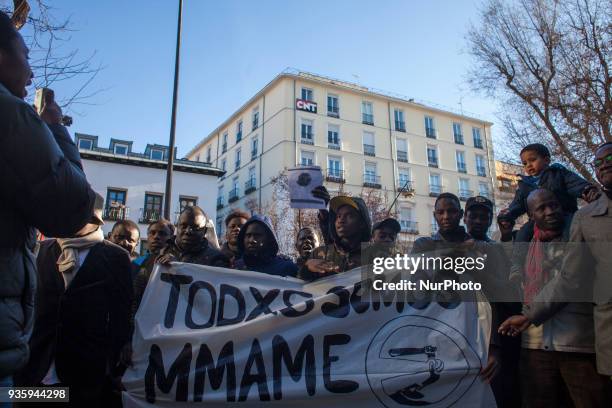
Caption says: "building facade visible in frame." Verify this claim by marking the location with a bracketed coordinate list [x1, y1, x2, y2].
[493, 160, 527, 229]
[76, 134, 223, 252]
[187, 70, 496, 240]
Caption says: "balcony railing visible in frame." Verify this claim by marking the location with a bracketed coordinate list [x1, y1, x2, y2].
[454, 134, 464, 144]
[327, 106, 339, 117]
[429, 184, 442, 197]
[426, 127, 437, 138]
[139, 208, 161, 224]
[400, 220, 418, 234]
[364, 144, 376, 156]
[236, 132, 242, 142]
[301, 133, 314, 145]
[459, 189, 474, 201]
[222, 143, 227, 153]
[363, 174, 381, 188]
[395, 121, 406, 132]
[251, 150, 258, 160]
[217, 196, 224, 209]
[328, 142, 341, 150]
[474, 139, 484, 149]
[228, 188, 240, 203]
[252, 120, 258, 130]
[244, 179, 257, 195]
[397, 151, 408, 162]
[457, 164, 467, 173]
[362, 113, 374, 125]
[235, 160, 241, 170]
[326, 169, 345, 183]
[428, 158, 439, 167]
[477, 166, 487, 177]
[397, 180, 414, 193]
[103, 206, 129, 221]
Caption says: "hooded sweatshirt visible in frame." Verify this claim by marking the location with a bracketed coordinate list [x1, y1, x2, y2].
[234, 215, 298, 277]
[299, 197, 373, 281]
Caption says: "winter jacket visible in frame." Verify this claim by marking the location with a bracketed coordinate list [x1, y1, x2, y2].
[0, 83, 95, 377]
[506, 163, 592, 221]
[164, 239, 229, 267]
[234, 215, 298, 277]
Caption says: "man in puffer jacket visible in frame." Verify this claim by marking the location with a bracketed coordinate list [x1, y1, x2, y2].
[0, 12, 95, 384]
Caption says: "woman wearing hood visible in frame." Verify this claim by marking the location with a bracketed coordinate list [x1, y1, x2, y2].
[234, 215, 298, 277]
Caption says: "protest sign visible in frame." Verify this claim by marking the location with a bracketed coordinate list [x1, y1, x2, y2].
[287, 166, 326, 209]
[123, 264, 496, 407]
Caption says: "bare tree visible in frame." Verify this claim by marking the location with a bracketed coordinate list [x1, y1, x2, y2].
[2, 0, 104, 112]
[466, 0, 611, 182]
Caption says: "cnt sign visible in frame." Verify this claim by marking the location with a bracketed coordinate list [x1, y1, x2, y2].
[296, 98, 317, 114]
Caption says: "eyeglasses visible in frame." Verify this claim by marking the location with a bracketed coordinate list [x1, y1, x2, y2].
[592, 153, 612, 169]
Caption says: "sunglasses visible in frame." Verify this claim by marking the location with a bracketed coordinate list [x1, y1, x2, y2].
[592, 153, 612, 169]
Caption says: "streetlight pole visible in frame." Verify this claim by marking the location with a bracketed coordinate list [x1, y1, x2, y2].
[164, 0, 183, 220]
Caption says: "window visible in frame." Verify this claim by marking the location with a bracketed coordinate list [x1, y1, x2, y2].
[251, 137, 258, 159]
[456, 151, 466, 173]
[179, 196, 197, 213]
[114, 143, 128, 155]
[453, 122, 464, 144]
[362, 101, 374, 125]
[427, 145, 438, 167]
[473, 128, 483, 148]
[206, 146, 211, 163]
[301, 119, 314, 144]
[394, 109, 405, 131]
[246, 167, 257, 193]
[105, 189, 126, 217]
[235, 148, 241, 170]
[217, 186, 224, 208]
[364, 162, 378, 184]
[327, 94, 339, 117]
[398, 168, 412, 190]
[429, 173, 441, 196]
[252, 108, 259, 130]
[301, 151, 314, 166]
[479, 182, 490, 198]
[236, 121, 243, 142]
[78, 138, 93, 150]
[397, 138, 408, 162]
[301, 87, 313, 101]
[328, 156, 342, 179]
[400, 207, 416, 232]
[216, 216, 224, 237]
[228, 177, 240, 202]
[221, 158, 227, 172]
[222, 132, 228, 153]
[151, 149, 164, 160]
[459, 178, 471, 200]
[142, 193, 162, 223]
[476, 154, 486, 176]
[425, 116, 436, 138]
[328, 124, 340, 148]
[248, 166, 256, 184]
[363, 131, 375, 156]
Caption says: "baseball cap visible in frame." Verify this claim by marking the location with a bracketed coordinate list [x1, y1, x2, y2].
[329, 195, 359, 213]
[465, 196, 493, 214]
[372, 218, 401, 234]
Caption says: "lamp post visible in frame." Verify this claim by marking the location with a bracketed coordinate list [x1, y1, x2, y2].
[163, 0, 183, 220]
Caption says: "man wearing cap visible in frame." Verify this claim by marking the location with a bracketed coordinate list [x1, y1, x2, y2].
[300, 195, 372, 281]
[372, 218, 401, 244]
[464, 196, 494, 241]
[16, 194, 133, 407]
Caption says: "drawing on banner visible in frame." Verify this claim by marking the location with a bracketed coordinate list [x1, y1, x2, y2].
[365, 315, 482, 408]
[287, 166, 326, 209]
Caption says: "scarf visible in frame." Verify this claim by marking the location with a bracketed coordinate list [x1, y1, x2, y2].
[56, 227, 105, 284]
[523, 225, 562, 304]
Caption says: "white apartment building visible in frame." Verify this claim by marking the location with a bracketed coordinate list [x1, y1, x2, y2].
[188, 70, 496, 240]
[76, 134, 223, 252]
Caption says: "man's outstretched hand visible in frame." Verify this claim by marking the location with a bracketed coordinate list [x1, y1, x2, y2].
[498, 315, 531, 336]
[312, 185, 330, 206]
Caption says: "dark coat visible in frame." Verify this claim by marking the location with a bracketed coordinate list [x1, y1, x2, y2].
[234, 215, 298, 277]
[16, 240, 133, 387]
[0, 83, 95, 377]
[506, 163, 591, 221]
[165, 239, 229, 267]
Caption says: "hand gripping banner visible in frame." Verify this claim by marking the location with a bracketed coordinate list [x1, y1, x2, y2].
[122, 263, 496, 407]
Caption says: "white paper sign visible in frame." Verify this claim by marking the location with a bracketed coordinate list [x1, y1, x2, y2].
[287, 166, 326, 209]
[123, 264, 496, 407]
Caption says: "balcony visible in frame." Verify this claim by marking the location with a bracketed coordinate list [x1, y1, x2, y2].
[397, 150, 408, 163]
[428, 159, 439, 168]
[426, 127, 437, 139]
[362, 113, 374, 125]
[251, 150, 257, 160]
[139, 208, 161, 224]
[459, 189, 474, 201]
[395, 121, 406, 132]
[477, 167, 487, 177]
[216, 196, 224, 210]
[222, 143, 227, 153]
[454, 134, 464, 145]
[103, 206, 129, 221]
[474, 139, 484, 149]
[328, 142, 341, 150]
[252, 120, 258, 130]
[235, 160, 241, 170]
[326, 169, 345, 183]
[363, 144, 376, 156]
[363, 174, 381, 189]
[327, 106, 339, 118]
[301, 133, 314, 145]
[228, 188, 240, 203]
[429, 184, 442, 197]
[236, 132, 242, 142]
[244, 179, 257, 195]
[397, 180, 415, 193]
[457, 164, 467, 173]
[400, 220, 419, 234]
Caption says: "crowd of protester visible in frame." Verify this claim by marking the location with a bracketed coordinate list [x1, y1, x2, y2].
[2, 9, 612, 408]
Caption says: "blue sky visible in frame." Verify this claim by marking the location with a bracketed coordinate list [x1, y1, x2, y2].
[27, 0, 500, 157]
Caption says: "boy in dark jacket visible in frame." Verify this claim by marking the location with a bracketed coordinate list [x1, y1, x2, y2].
[499, 143, 599, 242]
[234, 215, 298, 277]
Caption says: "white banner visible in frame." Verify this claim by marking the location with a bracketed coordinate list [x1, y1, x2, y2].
[123, 263, 496, 407]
